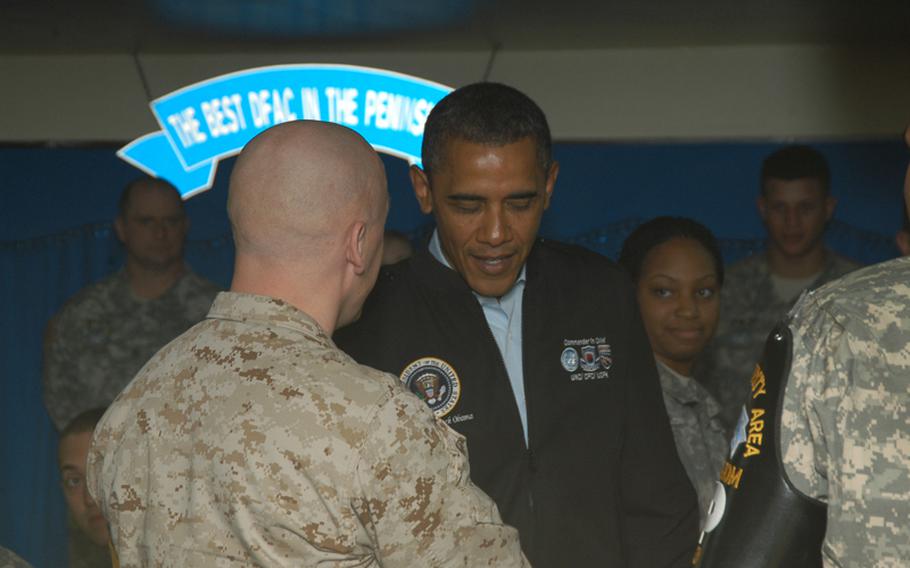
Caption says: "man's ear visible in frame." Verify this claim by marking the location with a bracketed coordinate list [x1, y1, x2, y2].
[410, 165, 434, 215]
[345, 221, 368, 275]
[543, 161, 559, 210]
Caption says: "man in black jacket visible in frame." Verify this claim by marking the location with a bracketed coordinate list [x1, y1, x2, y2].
[335, 82, 698, 567]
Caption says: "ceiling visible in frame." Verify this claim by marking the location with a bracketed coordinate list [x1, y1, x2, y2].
[4, 0, 910, 55]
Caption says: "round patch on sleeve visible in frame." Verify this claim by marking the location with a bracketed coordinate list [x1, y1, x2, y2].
[399, 357, 461, 418]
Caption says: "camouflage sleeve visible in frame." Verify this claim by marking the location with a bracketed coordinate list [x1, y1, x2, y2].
[782, 300, 910, 566]
[354, 390, 528, 567]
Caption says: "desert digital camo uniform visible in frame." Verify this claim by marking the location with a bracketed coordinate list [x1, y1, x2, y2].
[702, 250, 859, 429]
[656, 361, 728, 527]
[43, 268, 220, 430]
[781, 256, 910, 567]
[87, 292, 526, 567]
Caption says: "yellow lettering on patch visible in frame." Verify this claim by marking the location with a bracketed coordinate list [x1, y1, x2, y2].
[743, 407, 766, 458]
[720, 461, 743, 489]
[750, 366, 767, 399]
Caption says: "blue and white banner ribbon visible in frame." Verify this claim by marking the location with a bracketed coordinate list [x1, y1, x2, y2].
[119, 64, 453, 197]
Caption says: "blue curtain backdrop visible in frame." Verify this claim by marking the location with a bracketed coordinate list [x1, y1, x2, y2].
[1, 140, 904, 566]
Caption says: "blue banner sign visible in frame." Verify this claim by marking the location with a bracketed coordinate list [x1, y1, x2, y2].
[119, 64, 453, 197]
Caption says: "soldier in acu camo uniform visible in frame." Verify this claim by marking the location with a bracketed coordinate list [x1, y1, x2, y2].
[87, 120, 527, 567]
[42, 176, 220, 431]
[619, 217, 729, 528]
[702, 145, 860, 430]
[779, 127, 910, 567]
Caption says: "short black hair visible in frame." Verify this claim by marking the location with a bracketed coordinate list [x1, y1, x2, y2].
[760, 145, 830, 196]
[118, 177, 183, 218]
[618, 216, 724, 287]
[60, 407, 107, 440]
[421, 82, 552, 177]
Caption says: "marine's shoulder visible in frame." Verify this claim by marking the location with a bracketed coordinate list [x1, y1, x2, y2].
[107, 318, 403, 431]
[214, 315, 402, 404]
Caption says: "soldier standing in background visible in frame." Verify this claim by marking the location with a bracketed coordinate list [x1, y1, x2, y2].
[618, 217, 730, 528]
[42, 177, 220, 431]
[702, 145, 860, 428]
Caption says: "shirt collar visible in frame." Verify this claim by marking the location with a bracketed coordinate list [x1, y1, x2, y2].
[428, 229, 527, 300]
[207, 291, 332, 348]
[656, 360, 701, 406]
[657, 360, 724, 420]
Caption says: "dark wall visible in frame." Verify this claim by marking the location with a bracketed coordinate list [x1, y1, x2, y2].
[3, 138, 904, 260]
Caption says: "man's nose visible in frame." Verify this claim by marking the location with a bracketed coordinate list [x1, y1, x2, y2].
[784, 207, 800, 227]
[151, 219, 168, 238]
[478, 207, 509, 246]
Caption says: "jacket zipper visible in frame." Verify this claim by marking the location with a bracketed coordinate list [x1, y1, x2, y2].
[476, 294, 537, 515]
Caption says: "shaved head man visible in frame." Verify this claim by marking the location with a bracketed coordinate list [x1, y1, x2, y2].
[88, 121, 526, 567]
[228, 120, 389, 331]
[43, 177, 220, 431]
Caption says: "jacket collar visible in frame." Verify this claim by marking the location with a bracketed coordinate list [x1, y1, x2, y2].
[207, 292, 332, 349]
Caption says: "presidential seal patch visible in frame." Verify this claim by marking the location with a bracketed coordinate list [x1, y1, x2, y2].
[399, 357, 461, 418]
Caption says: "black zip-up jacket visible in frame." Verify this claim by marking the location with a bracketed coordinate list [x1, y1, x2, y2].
[335, 239, 698, 567]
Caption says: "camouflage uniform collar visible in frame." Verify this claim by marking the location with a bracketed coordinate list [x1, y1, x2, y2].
[656, 360, 699, 404]
[207, 292, 331, 347]
[658, 360, 725, 421]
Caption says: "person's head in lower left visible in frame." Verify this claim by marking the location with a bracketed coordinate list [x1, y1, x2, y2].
[619, 217, 724, 377]
[410, 82, 559, 298]
[59, 408, 109, 548]
[228, 120, 389, 332]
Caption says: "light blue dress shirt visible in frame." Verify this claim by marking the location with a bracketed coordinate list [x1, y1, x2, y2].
[429, 231, 529, 444]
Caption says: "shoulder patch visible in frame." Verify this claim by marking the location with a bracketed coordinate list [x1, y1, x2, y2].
[399, 357, 461, 418]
